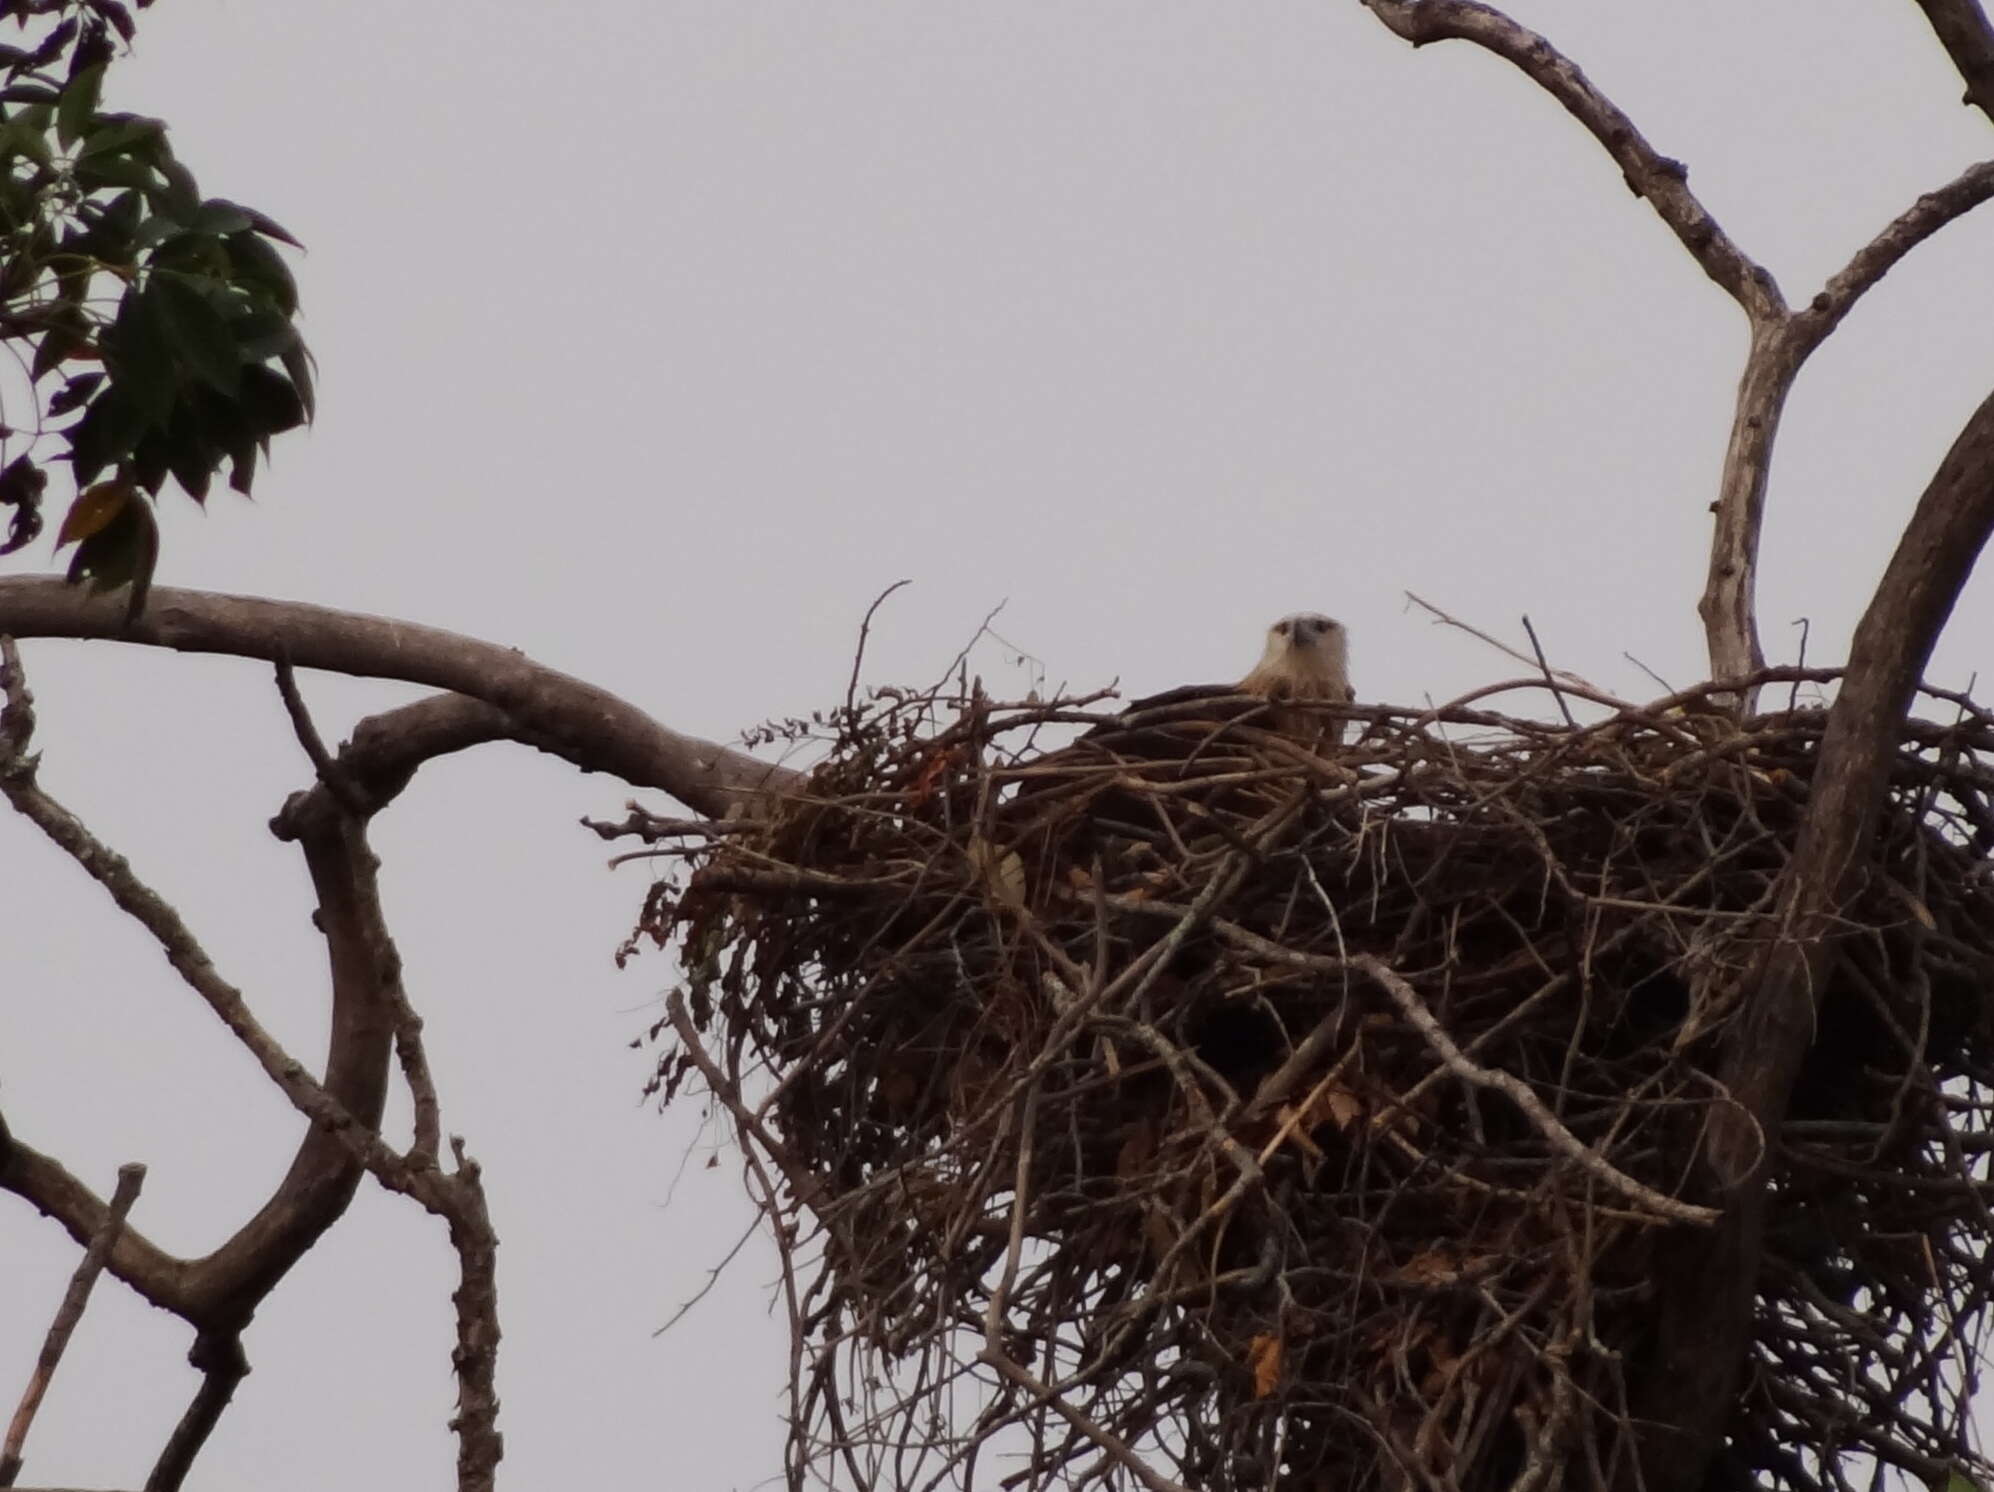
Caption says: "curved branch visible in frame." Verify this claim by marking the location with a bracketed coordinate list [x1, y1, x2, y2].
[1796, 157, 1994, 351]
[0, 577, 797, 818]
[2, 665, 508, 1488]
[1913, 0, 1994, 124]
[1357, 6, 1994, 703]
[1358, 0, 1782, 320]
[1639, 383, 1994, 1492]
[0, 1132, 194, 1313]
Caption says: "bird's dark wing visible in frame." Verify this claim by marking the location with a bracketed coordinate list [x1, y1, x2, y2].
[1082, 685, 1279, 748]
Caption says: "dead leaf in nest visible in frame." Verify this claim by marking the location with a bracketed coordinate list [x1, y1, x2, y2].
[1366, 1316, 1434, 1358]
[966, 836, 1027, 907]
[1286, 1079, 1363, 1134]
[1390, 1248, 1461, 1287]
[906, 747, 959, 803]
[1419, 1333, 1464, 1395]
[1066, 864, 1095, 890]
[1116, 1122, 1156, 1179]
[1248, 1332, 1283, 1399]
[1267, 1109, 1325, 1162]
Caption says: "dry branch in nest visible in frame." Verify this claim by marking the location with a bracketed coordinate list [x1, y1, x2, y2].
[629, 673, 1994, 1492]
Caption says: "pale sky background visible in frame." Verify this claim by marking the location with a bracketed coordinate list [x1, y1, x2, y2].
[4, 3, 1994, 1489]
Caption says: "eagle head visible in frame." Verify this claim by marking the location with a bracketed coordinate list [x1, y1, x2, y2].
[1244, 613, 1350, 699]
[1237, 613, 1354, 744]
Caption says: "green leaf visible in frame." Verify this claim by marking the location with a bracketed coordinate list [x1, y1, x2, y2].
[129, 210, 183, 251]
[238, 202, 301, 248]
[77, 114, 160, 161]
[66, 381, 147, 483]
[127, 424, 167, 494]
[230, 307, 298, 361]
[237, 362, 304, 435]
[227, 435, 255, 496]
[28, 302, 91, 382]
[56, 61, 101, 149]
[164, 418, 214, 501]
[149, 273, 239, 395]
[61, 481, 158, 624]
[279, 337, 315, 422]
[154, 153, 197, 219]
[224, 228, 297, 315]
[28, 17, 77, 71]
[72, 151, 158, 192]
[100, 283, 175, 418]
[47, 368, 103, 415]
[99, 3, 136, 46]
[0, 452, 45, 554]
[189, 197, 250, 235]
[0, 116, 53, 167]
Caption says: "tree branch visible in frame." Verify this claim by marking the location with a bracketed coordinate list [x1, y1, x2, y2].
[1794, 157, 1994, 351]
[1358, 0, 1781, 319]
[1912, 0, 1994, 124]
[0, 577, 797, 817]
[1637, 383, 1994, 1492]
[145, 1333, 246, 1492]
[1355, 5, 1994, 706]
[0, 1163, 144, 1489]
[2, 651, 504, 1487]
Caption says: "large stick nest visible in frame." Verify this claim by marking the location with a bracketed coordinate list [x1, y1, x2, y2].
[635, 673, 1994, 1492]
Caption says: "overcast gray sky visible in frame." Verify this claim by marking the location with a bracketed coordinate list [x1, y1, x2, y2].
[5, 3, 1994, 1489]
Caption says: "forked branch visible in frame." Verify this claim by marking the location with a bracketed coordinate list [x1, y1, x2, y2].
[0, 641, 505, 1491]
[1358, 1, 1994, 700]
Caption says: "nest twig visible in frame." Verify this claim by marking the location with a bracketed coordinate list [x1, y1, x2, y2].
[630, 670, 1994, 1492]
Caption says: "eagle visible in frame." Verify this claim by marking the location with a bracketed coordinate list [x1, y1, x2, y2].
[992, 613, 1356, 898]
[1237, 612, 1354, 744]
[1094, 612, 1356, 747]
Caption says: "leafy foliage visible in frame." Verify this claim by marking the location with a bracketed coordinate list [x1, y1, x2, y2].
[0, 0, 312, 615]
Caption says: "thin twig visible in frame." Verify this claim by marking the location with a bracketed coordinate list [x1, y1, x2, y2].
[1522, 614, 1578, 729]
[273, 655, 366, 815]
[1406, 591, 1598, 691]
[1356, 955, 1717, 1224]
[845, 578, 913, 719]
[0, 1163, 145, 1488]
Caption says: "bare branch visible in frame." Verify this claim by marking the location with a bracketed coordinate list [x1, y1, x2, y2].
[845, 577, 911, 718]
[0, 637, 29, 759]
[1356, 956, 1718, 1224]
[1912, 0, 1994, 124]
[0, 1131, 193, 1319]
[0, 578, 797, 817]
[440, 1139, 502, 1492]
[1358, 0, 1781, 319]
[1641, 383, 1994, 1492]
[273, 657, 366, 817]
[1404, 591, 1599, 690]
[1358, 7, 1994, 705]
[1699, 323, 1796, 689]
[0, 1163, 144, 1488]
[1795, 158, 1994, 352]
[147, 1333, 246, 1492]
